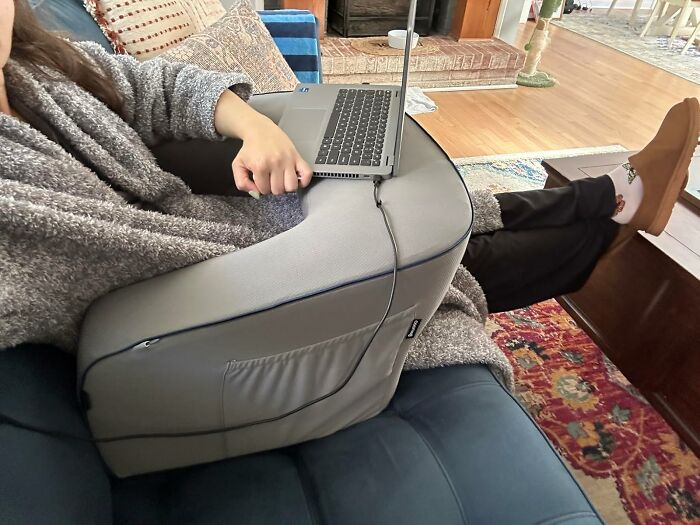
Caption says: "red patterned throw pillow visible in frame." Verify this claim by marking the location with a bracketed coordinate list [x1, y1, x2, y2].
[160, 2, 299, 94]
[180, 0, 226, 31]
[84, 0, 225, 59]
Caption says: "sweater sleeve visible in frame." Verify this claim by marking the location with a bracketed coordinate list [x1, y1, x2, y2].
[74, 42, 253, 145]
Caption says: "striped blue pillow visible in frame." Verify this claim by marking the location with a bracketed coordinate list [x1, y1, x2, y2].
[259, 9, 322, 84]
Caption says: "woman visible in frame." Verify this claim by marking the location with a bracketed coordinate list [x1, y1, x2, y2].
[0, 0, 697, 354]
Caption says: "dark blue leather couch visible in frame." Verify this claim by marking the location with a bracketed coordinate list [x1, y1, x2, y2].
[1, 344, 601, 524]
[1, 2, 603, 523]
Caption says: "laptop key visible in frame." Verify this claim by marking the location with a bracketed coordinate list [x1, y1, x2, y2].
[339, 155, 350, 165]
[361, 159, 372, 166]
[328, 151, 340, 164]
[324, 113, 341, 138]
[316, 156, 327, 164]
[350, 155, 361, 165]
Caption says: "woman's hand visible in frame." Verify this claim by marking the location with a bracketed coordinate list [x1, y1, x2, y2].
[213, 90, 312, 196]
[232, 116, 313, 196]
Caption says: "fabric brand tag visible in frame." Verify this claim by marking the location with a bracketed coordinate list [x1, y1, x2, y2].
[406, 319, 422, 339]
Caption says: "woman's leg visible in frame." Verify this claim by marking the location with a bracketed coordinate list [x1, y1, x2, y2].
[495, 175, 617, 230]
[462, 175, 619, 312]
[464, 218, 619, 313]
[463, 97, 698, 312]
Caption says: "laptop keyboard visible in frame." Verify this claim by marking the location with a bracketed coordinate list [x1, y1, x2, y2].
[315, 88, 392, 167]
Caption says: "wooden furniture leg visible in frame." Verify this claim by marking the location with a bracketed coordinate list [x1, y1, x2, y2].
[629, 0, 649, 23]
[670, 0, 693, 39]
[607, 0, 620, 16]
[640, 0, 664, 36]
[681, 15, 700, 52]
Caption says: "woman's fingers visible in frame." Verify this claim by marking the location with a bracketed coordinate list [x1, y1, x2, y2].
[284, 168, 299, 193]
[234, 141, 312, 197]
[232, 159, 259, 193]
[252, 168, 272, 195]
[296, 157, 313, 188]
[269, 170, 285, 195]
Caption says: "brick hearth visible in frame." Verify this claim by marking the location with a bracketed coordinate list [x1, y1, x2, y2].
[321, 36, 525, 88]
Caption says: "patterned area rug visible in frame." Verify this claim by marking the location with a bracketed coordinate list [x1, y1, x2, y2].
[453, 145, 627, 192]
[553, 11, 699, 85]
[454, 148, 700, 524]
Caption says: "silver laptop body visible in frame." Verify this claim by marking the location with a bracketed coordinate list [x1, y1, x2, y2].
[278, 0, 418, 180]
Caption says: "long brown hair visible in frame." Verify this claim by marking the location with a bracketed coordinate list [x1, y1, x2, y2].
[10, 0, 124, 116]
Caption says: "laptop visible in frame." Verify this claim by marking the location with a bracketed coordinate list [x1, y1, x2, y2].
[277, 0, 418, 180]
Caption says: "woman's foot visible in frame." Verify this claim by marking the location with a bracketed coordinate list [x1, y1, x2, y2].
[624, 97, 699, 236]
[604, 98, 699, 256]
[607, 163, 644, 225]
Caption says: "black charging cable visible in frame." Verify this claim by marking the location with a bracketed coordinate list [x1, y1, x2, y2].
[0, 179, 399, 443]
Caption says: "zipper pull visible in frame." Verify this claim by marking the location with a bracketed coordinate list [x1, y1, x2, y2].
[132, 338, 160, 351]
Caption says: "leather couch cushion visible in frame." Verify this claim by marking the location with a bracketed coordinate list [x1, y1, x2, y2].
[30, 0, 113, 52]
[0, 345, 600, 524]
[113, 366, 602, 525]
[0, 345, 112, 525]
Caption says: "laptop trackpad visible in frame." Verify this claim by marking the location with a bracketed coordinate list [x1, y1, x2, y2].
[283, 109, 326, 145]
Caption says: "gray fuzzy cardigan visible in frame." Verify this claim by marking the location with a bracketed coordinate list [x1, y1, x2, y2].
[0, 42, 513, 389]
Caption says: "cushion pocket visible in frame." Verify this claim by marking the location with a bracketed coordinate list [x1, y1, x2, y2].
[221, 305, 418, 437]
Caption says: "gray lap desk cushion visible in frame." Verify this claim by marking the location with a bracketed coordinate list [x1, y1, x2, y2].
[0, 345, 602, 525]
[78, 92, 475, 477]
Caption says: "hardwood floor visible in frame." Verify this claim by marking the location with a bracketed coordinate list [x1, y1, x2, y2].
[414, 22, 700, 158]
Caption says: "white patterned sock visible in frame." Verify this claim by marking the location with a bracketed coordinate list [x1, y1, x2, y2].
[607, 163, 644, 225]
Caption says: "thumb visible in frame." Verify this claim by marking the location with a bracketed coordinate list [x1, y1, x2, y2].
[232, 158, 260, 194]
[295, 157, 314, 188]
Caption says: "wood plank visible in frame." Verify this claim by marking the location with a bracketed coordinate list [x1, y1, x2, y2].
[281, 0, 327, 37]
[451, 0, 502, 39]
[416, 22, 700, 158]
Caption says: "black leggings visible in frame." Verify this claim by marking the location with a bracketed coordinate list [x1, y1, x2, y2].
[463, 176, 620, 313]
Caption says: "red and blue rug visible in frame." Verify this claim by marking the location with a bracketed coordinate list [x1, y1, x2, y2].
[489, 301, 699, 524]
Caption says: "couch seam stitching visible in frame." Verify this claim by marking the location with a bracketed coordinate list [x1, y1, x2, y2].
[535, 510, 600, 525]
[398, 380, 498, 415]
[292, 449, 323, 525]
[401, 416, 469, 525]
[219, 361, 233, 457]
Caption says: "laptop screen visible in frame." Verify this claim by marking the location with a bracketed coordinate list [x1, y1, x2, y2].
[392, 0, 418, 175]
